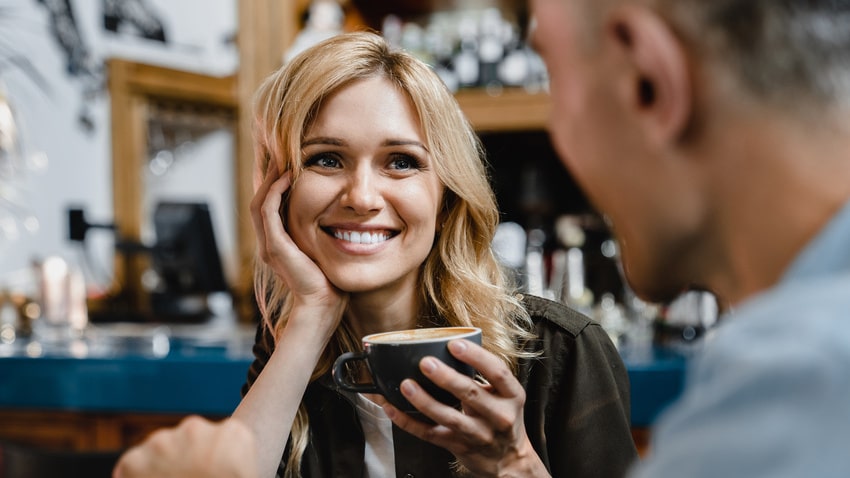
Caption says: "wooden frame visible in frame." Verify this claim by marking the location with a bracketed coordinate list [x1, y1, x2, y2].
[107, 59, 238, 315]
[107, 0, 302, 320]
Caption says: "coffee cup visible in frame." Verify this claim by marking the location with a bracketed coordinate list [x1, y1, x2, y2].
[332, 326, 482, 414]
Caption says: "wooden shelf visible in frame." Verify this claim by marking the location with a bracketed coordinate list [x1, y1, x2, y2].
[0, 409, 222, 451]
[108, 59, 237, 107]
[455, 88, 551, 132]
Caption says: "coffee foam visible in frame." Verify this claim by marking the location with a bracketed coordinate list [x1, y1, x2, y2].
[367, 327, 479, 344]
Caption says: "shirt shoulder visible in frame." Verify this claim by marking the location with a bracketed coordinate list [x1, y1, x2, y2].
[519, 293, 594, 338]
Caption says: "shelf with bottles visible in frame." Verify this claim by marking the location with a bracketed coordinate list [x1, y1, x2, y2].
[287, 1, 550, 132]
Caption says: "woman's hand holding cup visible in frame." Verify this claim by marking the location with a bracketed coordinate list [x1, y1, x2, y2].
[333, 327, 482, 414]
[380, 338, 550, 477]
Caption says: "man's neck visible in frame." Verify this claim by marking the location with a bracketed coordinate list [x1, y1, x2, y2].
[698, 109, 850, 306]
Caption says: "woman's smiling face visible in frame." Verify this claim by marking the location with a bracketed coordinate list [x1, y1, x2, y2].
[286, 76, 444, 295]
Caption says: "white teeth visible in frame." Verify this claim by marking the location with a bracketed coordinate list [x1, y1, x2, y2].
[333, 230, 389, 244]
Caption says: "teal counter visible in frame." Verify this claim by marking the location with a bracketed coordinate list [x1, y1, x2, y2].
[0, 324, 687, 427]
[621, 344, 688, 427]
[0, 354, 249, 416]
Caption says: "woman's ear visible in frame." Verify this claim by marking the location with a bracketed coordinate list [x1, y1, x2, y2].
[606, 5, 692, 145]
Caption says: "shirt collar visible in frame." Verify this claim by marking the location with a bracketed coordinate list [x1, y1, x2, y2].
[780, 199, 850, 284]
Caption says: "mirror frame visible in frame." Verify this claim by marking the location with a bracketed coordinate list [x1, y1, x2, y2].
[107, 59, 240, 317]
[107, 0, 301, 321]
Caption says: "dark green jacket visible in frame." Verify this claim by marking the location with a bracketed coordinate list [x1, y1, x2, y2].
[243, 295, 638, 477]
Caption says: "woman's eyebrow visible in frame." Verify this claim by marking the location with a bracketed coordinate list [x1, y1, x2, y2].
[302, 136, 346, 147]
[383, 139, 429, 153]
[302, 137, 429, 153]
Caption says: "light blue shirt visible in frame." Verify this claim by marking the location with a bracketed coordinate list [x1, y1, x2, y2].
[629, 201, 850, 477]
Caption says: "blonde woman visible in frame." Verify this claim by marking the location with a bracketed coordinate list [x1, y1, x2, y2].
[234, 31, 635, 478]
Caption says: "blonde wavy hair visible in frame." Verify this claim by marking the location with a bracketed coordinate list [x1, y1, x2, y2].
[252, 31, 534, 477]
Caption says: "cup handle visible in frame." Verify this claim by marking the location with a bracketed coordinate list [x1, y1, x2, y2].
[332, 352, 380, 394]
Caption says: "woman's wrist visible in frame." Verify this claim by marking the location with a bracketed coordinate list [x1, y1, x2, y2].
[278, 304, 343, 345]
[498, 438, 551, 478]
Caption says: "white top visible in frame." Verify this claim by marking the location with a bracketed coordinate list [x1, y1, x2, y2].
[353, 393, 395, 478]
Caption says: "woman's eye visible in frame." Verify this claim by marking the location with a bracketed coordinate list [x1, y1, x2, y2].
[304, 153, 341, 169]
[389, 154, 421, 171]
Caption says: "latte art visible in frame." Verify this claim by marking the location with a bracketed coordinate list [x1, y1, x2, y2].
[367, 327, 479, 344]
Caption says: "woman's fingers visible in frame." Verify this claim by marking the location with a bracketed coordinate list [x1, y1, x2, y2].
[410, 340, 524, 428]
[446, 340, 525, 401]
[258, 173, 294, 258]
[250, 170, 301, 270]
[392, 378, 492, 448]
[250, 166, 286, 259]
[383, 339, 528, 446]
[250, 159, 280, 218]
[412, 346, 523, 433]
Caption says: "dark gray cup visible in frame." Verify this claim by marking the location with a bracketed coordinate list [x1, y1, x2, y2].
[332, 326, 482, 414]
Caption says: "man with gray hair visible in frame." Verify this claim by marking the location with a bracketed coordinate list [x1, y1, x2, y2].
[529, 0, 850, 476]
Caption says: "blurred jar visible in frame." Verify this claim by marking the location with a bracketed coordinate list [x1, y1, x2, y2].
[32, 255, 88, 344]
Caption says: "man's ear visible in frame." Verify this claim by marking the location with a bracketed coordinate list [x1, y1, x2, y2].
[606, 5, 692, 145]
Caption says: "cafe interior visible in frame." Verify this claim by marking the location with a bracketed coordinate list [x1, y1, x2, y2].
[0, 0, 715, 475]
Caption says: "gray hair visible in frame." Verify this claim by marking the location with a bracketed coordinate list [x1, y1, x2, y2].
[662, 0, 850, 110]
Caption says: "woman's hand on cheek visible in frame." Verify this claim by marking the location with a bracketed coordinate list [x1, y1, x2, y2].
[250, 166, 348, 334]
[381, 340, 551, 478]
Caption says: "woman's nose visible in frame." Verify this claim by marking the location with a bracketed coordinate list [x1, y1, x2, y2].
[340, 168, 384, 213]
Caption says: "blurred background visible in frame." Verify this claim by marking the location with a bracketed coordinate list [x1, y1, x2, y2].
[0, 1, 707, 470]
[0, 0, 717, 337]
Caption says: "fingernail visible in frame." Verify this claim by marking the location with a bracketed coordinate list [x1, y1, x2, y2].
[383, 405, 396, 419]
[401, 379, 416, 396]
[449, 339, 467, 353]
[421, 357, 437, 373]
